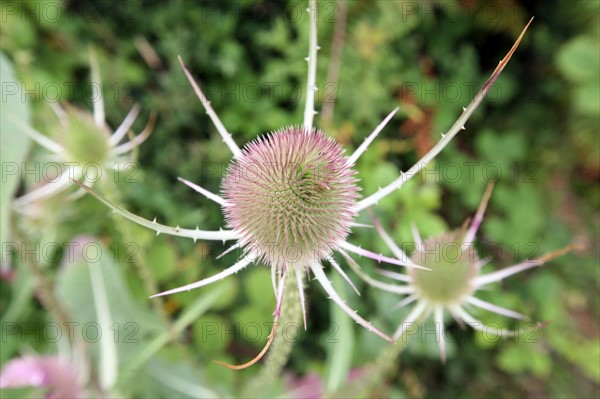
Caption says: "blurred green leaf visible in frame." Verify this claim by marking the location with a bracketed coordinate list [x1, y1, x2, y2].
[556, 37, 600, 83]
[0, 52, 31, 242]
[324, 272, 355, 393]
[55, 237, 164, 383]
[147, 241, 177, 282]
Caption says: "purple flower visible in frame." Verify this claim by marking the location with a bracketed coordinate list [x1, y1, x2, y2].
[0, 356, 84, 399]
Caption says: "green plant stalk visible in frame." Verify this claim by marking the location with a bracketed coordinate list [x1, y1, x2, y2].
[117, 284, 227, 387]
[242, 273, 303, 396]
[330, 313, 429, 399]
[330, 340, 408, 399]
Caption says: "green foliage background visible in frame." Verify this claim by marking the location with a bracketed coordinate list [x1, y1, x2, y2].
[1, 0, 598, 398]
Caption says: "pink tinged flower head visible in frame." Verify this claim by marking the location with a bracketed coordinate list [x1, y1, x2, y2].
[0, 356, 84, 399]
[222, 126, 359, 269]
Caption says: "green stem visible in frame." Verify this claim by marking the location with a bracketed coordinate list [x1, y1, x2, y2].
[242, 272, 303, 396]
[329, 312, 429, 398]
[329, 340, 408, 399]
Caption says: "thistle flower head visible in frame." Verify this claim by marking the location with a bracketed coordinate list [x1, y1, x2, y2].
[12, 47, 154, 210]
[409, 230, 477, 305]
[222, 126, 359, 268]
[368, 183, 579, 363]
[59, 105, 111, 165]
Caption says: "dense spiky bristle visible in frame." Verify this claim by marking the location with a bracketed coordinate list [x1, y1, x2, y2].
[60, 106, 111, 164]
[222, 126, 359, 268]
[409, 230, 477, 305]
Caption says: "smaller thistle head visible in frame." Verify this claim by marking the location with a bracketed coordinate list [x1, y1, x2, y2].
[222, 126, 359, 269]
[408, 229, 477, 306]
[13, 47, 153, 210]
[367, 183, 580, 363]
[58, 105, 111, 165]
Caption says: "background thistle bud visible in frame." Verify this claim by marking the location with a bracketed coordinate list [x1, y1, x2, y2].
[58, 105, 111, 165]
[409, 230, 477, 305]
[11, 47, 153, 210]
[368, 183, 580, 363]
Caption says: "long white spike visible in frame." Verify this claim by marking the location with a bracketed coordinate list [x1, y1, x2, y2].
[50, 102, 67, 125]
[473, 260, 541, 287]
[349, 222, 373, 229]
[462, 182, 495, 249]
[452, 305, 528, 338]
[466, 296, 529, 320]
[371, 213, 410, 263]
[178, 56, 241, 158]
[109, 104, 141, 146]
[177, 177, 226, 206]
[393, 299, 429, 341]
[375, 268, 411, 283]
[356, 19, 533, 212]
[309, 263, 393, 343]
[434, 306, 447, 364]
[13, 168, 79, 208]
[327, 255, 360, 296]
[88, 46, 105, 128]
[111, 114, 156, 155]
[6, 112, 64, 153]
[474, 243, 579, 287]
[338, 248, 414, 295]
[295, 266, 307, 330]
[410, 222, 423, 248]
[150, 257, 252, 298]
[394, 294, 417, 309]
[271, 263, 278, 299]
[347, 108, 399, 165]
[72, 181, 238, 241]
[339, 240, 428, 270]
[475, 257, 491, 270]
[216, 242, 242, 260]
[274, 271, 286, 317]
[303, 0, 318, 131]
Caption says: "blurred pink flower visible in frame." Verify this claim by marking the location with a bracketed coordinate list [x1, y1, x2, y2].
[285, 368, 366, 398]
[0, 356, 84, 399]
